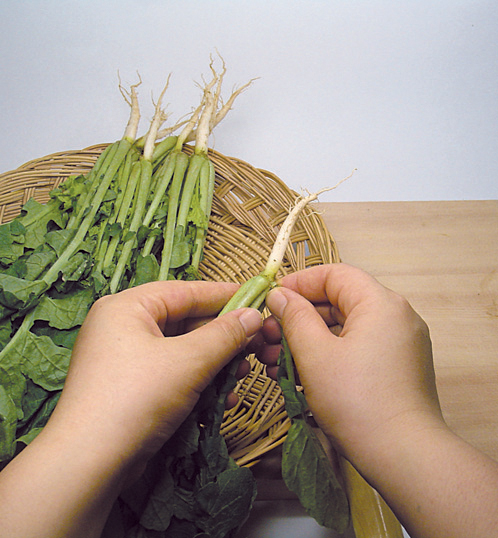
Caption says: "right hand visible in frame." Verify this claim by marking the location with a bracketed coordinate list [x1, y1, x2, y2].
[255, 263, 444, 473]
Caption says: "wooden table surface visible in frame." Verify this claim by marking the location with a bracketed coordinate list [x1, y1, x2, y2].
[317, 200, 498, 462]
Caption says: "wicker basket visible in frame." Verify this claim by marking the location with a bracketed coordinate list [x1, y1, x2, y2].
[0, 143, 340, 467]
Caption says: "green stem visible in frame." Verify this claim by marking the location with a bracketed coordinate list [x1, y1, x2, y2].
[142, 151, 177, 228]
[109, 159, 153, 293]
[42, 139, 133, 286]
[190, 158, 215, 270]
[94, 148, 138, 274]
[101, 160, 142, 271]
[151, 135, 178, 169]
[66, 141, 120, 229]
[157, 151, 189, 280]
[219, 274, 272, 315]
[175, 154, 204, 231]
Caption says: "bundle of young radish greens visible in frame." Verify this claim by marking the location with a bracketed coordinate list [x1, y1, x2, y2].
[0, 60, 349, 537]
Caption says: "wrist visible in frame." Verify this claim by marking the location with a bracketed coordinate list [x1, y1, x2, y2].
[0, 415, 137, 538]
[342, 411, 449, 486]
[344, 416, 498, 538]
[43, 401, 153, 492]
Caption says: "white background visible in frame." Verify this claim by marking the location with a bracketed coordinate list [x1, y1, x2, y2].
[1, 2, 496, 536]
[1, 1, 497, 203]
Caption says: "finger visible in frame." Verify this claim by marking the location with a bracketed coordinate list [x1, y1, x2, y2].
[260, 316, 282, 345]
[254, 343, 281, 368]
[182, 315, 217, 334]
[225, 391, 239, 409]
[234, 357, 251, 379]
[170, 308, 263, 390]
[278, 263, 388, 319]
[93, 280, 240, 334]
[265, 365, 280, 380]
[265, 286, 336, 365]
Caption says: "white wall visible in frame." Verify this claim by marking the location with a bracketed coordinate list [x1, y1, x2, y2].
[1, 1, 497, 202]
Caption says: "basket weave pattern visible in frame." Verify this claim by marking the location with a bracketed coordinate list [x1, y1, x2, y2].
[0, 144, 340, 467]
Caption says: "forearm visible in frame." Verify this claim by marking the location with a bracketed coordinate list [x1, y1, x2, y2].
[357, 423, 498, 538]
[0, 420, 132, 538]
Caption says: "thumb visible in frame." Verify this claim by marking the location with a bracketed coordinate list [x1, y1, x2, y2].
[177, 307, 263, 386]
[266, 286, 336, 366]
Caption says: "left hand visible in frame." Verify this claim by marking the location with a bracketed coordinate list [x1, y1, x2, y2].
[0, 280, 262, 538]
[48, 280, 262, 473]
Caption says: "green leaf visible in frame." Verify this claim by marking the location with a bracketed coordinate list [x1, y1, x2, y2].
[0, 221, 26, 264]
[139, 467, 174, 531]
[33, 324, 79, 349]
[197, 466, 257, 538]
[17, 378, 49, 428]
[0, 385, 18, 460]
[0, 274, 48, 312]
[0, 318, 11, 351]
[50, 174, 88, 212]
[281, 419, 350, 532]
[45, 229, 74, 256]
[187, 189, 208, 229]
[134, 255, 159, 287]
[34, 287, 93, 330]
[22, 248, 57, 281]
[18, 198, 65, 250]
[0, 360, 28, 414]
[163, 518, 197, 538]
[16, 426, 43, 447]
[19, 331, 70, 392]
[171, 487, 196, 522]
[25, 390, 60, 431]
[169, 226, 191, 269]
[277, 376, 308, 419]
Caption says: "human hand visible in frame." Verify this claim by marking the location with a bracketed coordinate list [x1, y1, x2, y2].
[253, 263, 444, 474]
[0, 280, 262, 538]
[47, 280, 262, 475]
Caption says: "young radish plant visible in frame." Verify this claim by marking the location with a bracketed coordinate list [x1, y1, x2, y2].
[214, 185, 352, 534]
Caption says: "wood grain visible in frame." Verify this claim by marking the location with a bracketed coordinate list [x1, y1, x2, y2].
[317, 200, 498, 461]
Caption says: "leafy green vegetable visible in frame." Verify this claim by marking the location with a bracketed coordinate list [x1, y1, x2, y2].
[278, 336, 350, 533]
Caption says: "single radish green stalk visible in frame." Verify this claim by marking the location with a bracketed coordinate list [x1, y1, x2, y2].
[203, 186, 342, 435]
[219, 186, 338, 315]
[109, 80, 170, 293]
[190, 157, 215, 270]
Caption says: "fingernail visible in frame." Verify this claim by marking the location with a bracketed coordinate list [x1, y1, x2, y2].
[239, 308, 262, 337]
[266, 288, 288, 320]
